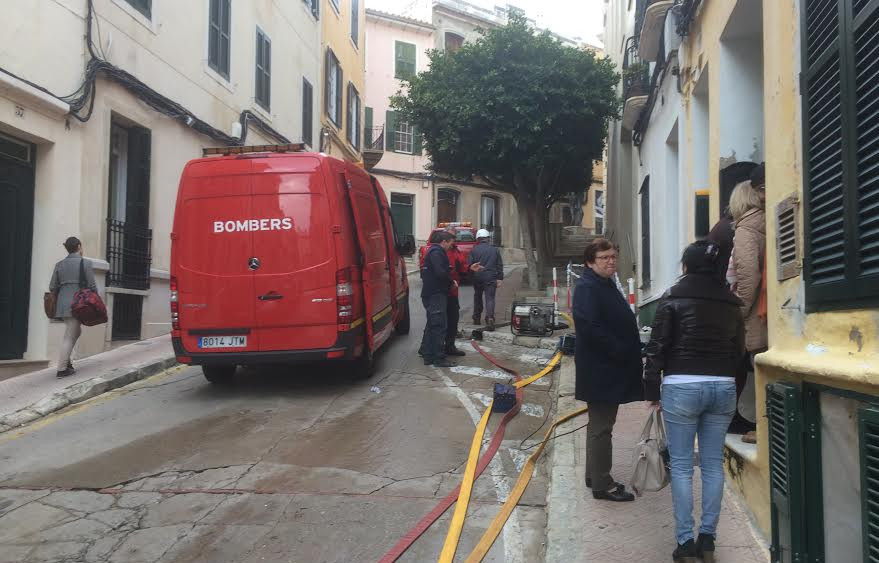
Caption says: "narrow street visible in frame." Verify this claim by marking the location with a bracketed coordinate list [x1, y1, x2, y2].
[0, 272, 557, 563]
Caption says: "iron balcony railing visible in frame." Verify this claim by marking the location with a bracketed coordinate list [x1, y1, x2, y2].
[622, 36, 650, 100]
[106, 219, 152, 290]
[364, 126, 385, 151]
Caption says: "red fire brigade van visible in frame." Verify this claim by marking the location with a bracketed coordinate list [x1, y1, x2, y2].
[170, 144, 416, 383]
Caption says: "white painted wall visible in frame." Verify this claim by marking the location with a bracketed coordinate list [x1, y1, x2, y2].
[0, 0, 320, 368]
[634, 66, 685, 302]
[719, 38, 765, 164]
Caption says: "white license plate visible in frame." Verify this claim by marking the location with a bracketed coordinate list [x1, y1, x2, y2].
[198, 335, 247, 349]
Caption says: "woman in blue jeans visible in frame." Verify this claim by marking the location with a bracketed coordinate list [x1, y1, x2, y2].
[644, 240, 745, 563]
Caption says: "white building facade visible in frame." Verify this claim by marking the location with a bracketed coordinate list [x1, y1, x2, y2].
[0, 0, 321, 376]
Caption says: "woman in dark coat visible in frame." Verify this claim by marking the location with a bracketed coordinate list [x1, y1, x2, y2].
[573, 238, 644, 502]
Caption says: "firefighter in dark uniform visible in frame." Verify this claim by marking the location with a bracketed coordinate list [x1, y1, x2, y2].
[420, 231, 456, 367]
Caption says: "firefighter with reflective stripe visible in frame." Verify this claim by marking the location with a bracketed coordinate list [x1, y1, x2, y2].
[418, 230, 470, 357]
[419, 231, 456, 367]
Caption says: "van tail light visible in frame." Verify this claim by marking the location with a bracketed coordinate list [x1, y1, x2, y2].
[336, 268, 354, 326]
[170, 276, 180, 331]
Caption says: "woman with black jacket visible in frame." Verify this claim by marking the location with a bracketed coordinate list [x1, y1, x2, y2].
[644, 240, 745, 563]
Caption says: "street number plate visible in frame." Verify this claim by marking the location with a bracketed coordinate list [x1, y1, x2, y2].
[198, 336, 247, 349]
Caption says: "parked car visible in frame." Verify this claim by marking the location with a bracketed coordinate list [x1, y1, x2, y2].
[170, 144, 416, 383]
[418, 222, 478, 280]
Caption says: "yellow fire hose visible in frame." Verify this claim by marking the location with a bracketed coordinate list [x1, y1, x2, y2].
[438, 350, 580, 563]
[463, 406, 588, 562]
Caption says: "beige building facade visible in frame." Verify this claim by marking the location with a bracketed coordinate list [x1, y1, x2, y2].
[364, 4, 518, 248]
[0, 0, 321, 376]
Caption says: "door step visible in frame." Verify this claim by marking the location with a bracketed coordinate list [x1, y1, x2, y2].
[0, 359, 51, 382]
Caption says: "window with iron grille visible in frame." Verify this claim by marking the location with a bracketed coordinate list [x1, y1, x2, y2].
[208, 0, 231, 79]
[347, 83, 360, 150]
[326, 49, 343, 126]
[801, 0, 879, 311]
[123, 0, 151, 19]
[302, 78, 314, 147]
[112, 293, 143, 340]
[107, 121, 152, 290]
[255, 29, 271, 111]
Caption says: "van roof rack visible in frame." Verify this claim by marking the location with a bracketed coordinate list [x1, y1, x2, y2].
[202, 143, 306, 157]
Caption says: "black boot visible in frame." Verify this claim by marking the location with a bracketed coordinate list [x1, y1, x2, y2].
[695, 534, 715, 563]
[672, 539, 697, 563]
[485, 318, 495, 331]
[446, 346, 466, 357]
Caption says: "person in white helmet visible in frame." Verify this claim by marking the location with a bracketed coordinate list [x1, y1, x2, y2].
[467, 229, 503, 330]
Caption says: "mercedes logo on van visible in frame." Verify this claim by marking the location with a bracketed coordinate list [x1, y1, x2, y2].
[248, 257, 260, 271]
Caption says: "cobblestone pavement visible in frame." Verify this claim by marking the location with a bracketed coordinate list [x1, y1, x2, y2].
[547, 360, 771, 563]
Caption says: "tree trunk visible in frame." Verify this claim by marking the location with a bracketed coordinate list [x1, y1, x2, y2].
[534, 203, 551, 289]
[514, 182, 540, 290]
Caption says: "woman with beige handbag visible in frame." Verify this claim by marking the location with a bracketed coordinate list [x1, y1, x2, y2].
[643, 241, 745, 563]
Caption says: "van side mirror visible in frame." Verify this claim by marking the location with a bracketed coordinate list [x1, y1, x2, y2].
[397, 234, 416, 257]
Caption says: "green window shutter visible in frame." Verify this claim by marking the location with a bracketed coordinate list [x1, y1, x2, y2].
[413, 125, 422, 156]
[801, 0, 879, 310]
[852, 4, 879, 281]
[364, 107, 373, 147]
[385, 111, 396, 152]
[859, 407, 879, 562]
[766, 382, 806, 563]
[395, 41, 416, 79]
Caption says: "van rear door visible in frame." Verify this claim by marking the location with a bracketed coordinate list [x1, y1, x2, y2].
[175, 159, 258, 353]
[251, 156, 337, 351]
[343, 170, 394, 351]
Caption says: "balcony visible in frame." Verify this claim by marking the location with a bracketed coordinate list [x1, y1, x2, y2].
[621, 37, 649, 133]
[363, 126, 385, 170]
[637, 0, 673, 62]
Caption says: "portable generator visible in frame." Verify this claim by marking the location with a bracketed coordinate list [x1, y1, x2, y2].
[510, 301, 556, 336]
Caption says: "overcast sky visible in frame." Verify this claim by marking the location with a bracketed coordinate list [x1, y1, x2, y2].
[365, 0, 605, 48]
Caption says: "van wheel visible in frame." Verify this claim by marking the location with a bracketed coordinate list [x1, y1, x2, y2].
[353, 348, 375, 379]
[203, 365, 236, 384]
[395, 304, 411, 335]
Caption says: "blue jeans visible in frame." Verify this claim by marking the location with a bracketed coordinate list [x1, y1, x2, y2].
[661, 381, 737, 544]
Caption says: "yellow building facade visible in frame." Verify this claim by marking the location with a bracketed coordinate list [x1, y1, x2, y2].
[608, 0, 879, 558]
[320, 0, 366, 163]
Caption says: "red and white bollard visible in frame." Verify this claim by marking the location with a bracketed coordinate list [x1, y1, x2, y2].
[552, 267, 559, 326]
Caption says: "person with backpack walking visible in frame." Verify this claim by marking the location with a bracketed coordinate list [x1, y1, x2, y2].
[644, 240, 745, 563]
[468, 229, 503, 331]
[49, 237, 97, 378]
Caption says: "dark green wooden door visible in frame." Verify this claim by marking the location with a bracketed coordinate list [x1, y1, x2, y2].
[0, 136, 35, 360]
[390, 193, 414, 239]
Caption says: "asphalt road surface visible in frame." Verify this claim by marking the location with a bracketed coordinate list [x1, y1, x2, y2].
[0, 274, 559, 563]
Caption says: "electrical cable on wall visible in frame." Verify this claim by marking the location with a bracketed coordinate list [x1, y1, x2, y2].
[0, 0, 289, 146]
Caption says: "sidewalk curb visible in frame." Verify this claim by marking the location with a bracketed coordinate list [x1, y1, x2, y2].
[0, 356, 178, 434]
[544, 357, 584, 562]
[474, 329, 560, 351]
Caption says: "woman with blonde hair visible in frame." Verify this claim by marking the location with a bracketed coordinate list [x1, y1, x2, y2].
[729, 180, 766, 443]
